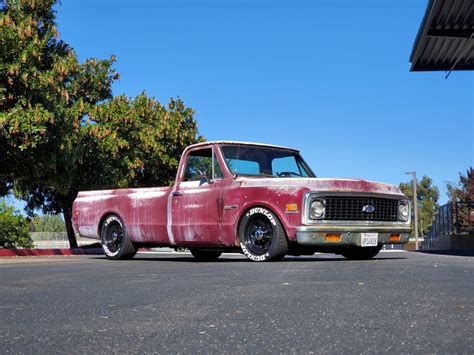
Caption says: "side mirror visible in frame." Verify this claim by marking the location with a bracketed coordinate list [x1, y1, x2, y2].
[199, 170, 214, 184]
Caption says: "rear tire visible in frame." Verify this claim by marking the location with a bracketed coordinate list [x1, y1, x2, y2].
[190, 249, 222, 261]
[239, 207, 288, 261]
[340, 245, 382, 260]
[100, 215, 137, 260]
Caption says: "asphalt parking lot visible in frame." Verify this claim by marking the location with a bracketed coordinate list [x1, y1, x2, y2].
[0, 251, 472, 354]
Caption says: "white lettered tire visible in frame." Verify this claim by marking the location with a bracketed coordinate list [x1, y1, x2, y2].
[100, 215, 137, 260]
[239, 207, 288, 261]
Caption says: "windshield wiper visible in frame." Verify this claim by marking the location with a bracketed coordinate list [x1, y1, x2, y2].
[277, 171, 302, 178]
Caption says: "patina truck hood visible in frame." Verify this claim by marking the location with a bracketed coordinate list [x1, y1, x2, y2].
[239, 177, 404, 196]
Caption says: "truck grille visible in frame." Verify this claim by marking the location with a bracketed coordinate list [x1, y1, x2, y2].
[324, 197, 399, 222]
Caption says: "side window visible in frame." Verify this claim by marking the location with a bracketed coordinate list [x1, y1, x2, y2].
[185, 154, 210, 181]
[184, 148, 224, 181]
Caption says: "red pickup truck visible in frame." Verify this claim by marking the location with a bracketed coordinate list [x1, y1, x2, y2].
[72, 141, 411, 261]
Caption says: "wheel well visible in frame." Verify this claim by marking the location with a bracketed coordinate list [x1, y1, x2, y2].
[236, 205, 289, 243]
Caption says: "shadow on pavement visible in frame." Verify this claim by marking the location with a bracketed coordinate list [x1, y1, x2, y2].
[88, 255, 407, 263]
[419, 250, 474, 257]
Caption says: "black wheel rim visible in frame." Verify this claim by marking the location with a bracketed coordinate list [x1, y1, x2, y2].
[104, 222, 123, 253]
[243, 216, 274, 255]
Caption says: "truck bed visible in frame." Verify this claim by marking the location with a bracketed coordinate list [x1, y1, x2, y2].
[73, 187, 172, 244]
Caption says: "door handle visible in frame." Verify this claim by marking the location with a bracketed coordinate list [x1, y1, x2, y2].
[173, 191, 183, 196]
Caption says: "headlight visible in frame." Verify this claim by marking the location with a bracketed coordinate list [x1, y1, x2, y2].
[398, 201, 409, 221]
[311, 199, 325, 219]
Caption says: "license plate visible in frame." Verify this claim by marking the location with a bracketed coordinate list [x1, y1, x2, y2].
[361, 233, 378, 247]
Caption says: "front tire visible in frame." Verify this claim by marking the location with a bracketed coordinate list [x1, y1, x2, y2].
[340, 245, 382, 260]
[239, 207, 288, 261]
[190, 249, 222, 261]
[100, 215, 137, 260]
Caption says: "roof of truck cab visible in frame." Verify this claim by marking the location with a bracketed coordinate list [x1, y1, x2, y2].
[186, 141, 300, 152]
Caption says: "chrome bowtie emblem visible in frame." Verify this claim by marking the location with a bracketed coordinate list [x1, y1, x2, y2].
[362, 204, 375, 213]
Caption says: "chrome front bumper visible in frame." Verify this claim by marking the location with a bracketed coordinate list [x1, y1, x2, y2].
[296, 223, 411, 247]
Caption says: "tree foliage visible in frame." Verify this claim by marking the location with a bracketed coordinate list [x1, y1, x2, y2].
[399, 176, 439, 236]
[447, 167, 474, 202]
[0, 200, 33, 248]
[33, 214, 65, 232]
[0, 0, 203, 247]
[446, 167, 473, 233]
[1, 0, 117, 180]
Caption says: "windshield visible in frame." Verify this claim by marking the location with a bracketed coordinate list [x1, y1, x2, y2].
[220, 145, 315, 178]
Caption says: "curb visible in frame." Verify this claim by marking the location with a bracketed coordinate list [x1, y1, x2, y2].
[0, 248, 104, 257]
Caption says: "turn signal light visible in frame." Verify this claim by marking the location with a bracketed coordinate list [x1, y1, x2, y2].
[325, 233, 341, 242]
[285, 203, 298, 212]
[389, 234, 400, 242]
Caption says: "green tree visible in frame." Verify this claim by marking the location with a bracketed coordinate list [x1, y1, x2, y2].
[1, 0, 117, 247]
[34, 214, 65, 232]
[447, 167, 474, 202]
[399, 176, 439, 236]
[446, 167, 473, 233]
[0, 0, 203, 247]
[0, 200, 33, 248]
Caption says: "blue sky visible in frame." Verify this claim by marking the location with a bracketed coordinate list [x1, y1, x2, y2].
[53, 0, 472, 204]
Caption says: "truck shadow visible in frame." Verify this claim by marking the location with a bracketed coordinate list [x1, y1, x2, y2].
[90, 255, 407, 262]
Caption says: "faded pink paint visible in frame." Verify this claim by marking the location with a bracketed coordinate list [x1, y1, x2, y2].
[72, 142, 406, 248]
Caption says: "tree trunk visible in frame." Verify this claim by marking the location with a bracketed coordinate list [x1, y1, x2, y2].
[63, 208, 78, 249]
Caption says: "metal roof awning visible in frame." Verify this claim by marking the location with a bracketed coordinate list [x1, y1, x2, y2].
[410, 0, 473, 73]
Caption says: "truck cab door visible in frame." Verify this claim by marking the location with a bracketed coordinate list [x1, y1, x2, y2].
[170, 146, 225, 246]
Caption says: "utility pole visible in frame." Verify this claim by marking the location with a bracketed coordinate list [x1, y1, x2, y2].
[405, 171, 419, 250]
